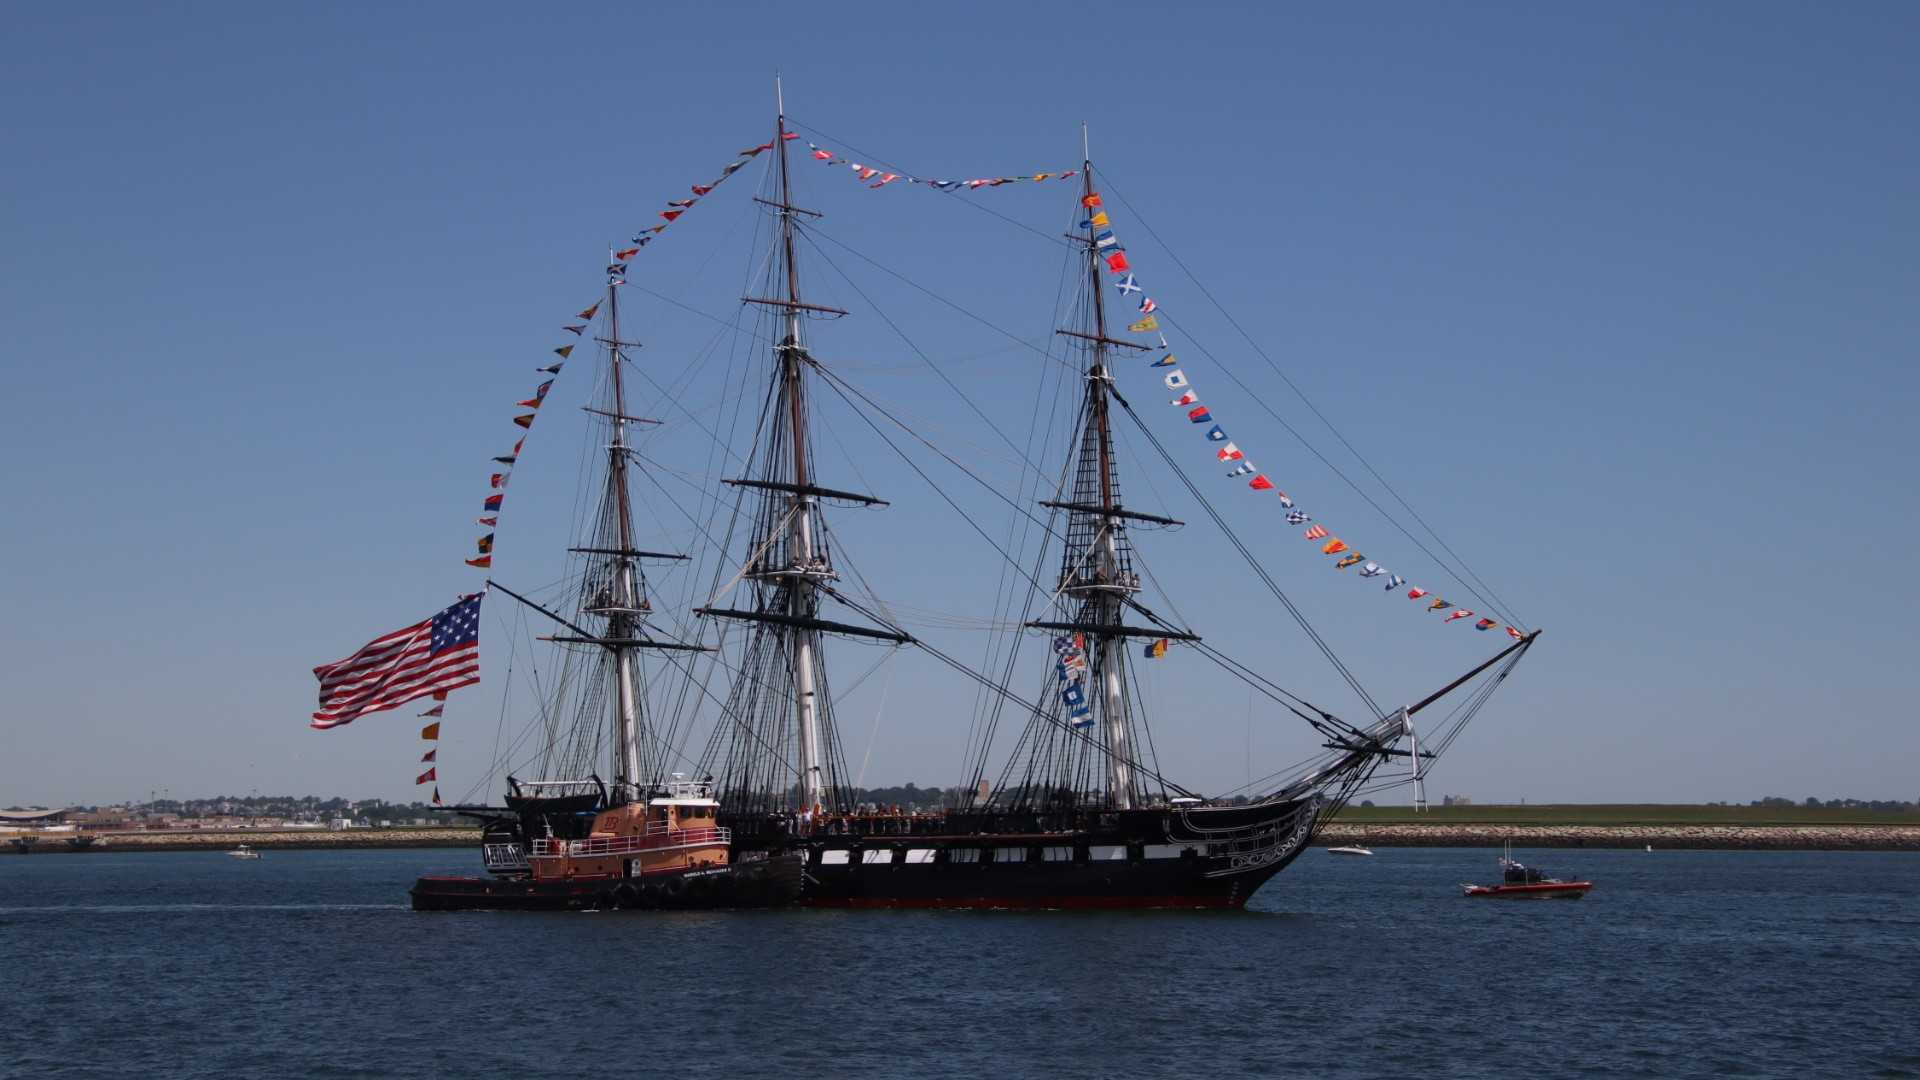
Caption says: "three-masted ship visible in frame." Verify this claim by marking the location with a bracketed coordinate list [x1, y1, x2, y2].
[403, 95, 1538, 912]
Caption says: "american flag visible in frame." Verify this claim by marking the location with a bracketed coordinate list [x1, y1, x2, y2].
[311, 595, 482, 729]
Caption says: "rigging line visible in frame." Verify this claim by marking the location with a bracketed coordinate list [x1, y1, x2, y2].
[794, 227, 1058, 488]
[801, 229, 1077, 378]
[807, 365, 1068, 597]
[827, 586, 1199, 801]
[1097, 171, 1528, 631]
[1110, 387, 1386, 720]
[783, 116, 1074, 251]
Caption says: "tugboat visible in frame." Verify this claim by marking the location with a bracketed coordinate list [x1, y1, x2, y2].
[1462, 843, 1592, 899]
[411, 776, 802, 912]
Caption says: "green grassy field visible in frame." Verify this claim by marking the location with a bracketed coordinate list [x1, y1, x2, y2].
[1329, 804, 1920, 827]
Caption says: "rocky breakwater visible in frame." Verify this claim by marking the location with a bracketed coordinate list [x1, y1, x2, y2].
[1318, 822, 1920, 851]
[34, 828, 483, 853]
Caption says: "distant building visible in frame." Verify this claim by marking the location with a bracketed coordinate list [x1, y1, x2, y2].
[0, 807, 77, 826]
[1442, 794, 1473, 807]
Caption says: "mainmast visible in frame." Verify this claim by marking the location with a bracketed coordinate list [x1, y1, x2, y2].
[773, 97, 827, 814]
[697, 81, 908, 820]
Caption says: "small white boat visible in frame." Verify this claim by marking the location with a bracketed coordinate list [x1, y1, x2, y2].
[227, 845, 262, 860]
[1326, 845, 1374, 856]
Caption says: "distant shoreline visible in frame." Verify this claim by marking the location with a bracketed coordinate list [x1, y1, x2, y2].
[4, 828, 481, 853]
[1319, 823, 1920, 851]
[7, 822, 1920, 854]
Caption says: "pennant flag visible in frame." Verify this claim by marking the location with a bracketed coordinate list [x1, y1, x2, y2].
[513, 413, 536, 429]
[489, 473, 509, 490]
[721, 160, 747, 176]
[1082, 193, 1103, 208]
[1149, 354, 1177, 368]
[1475, 618, 1497, 630]
[554, 345, 573, 359]
[1359, 562, 1383, 578]
[418, 707, 442, 720]
[1227, 462, 1255, 477]
[1216, 442, 1244, 461]
[492, 456, 515, 465]
[476, 516, 496, 527]
[1321, 539, 1348, 555]
[1250, 475, 1275, 491]
[1188, 406, 1213, 423]
[1128, 315, 1159, 333]
[660, 210, 684, 221]
[476, 534, 494, 555]
[310, 596, 482, 730]
[1090, 211, 1110, 228]
[563, 325, 585, 336]
[1163, 370, 1189, 389]
[518, 380, 553, 408]
[666, 199, 695, 208]
[1304, 524, 1330, 540]
[1446, 609, 1474, 623]
[1139, 298, 1157, 314]
[614, 248, 639, 260]
[1205, 426, 1228, 442]
[1116, 274, 1142, 295]
[431, 787, 442, 807]
[1276, 493, 1295, 508]
[416, 767, 436, 785]
[577, 302, 600, 321]
[1143, 637, 1170, 659]
[605, 263, 628, 276]
[483, 494, 503, 512]
[1407, 588, 1428, 600]
[421, 748, 437, 764]
[1106, 252, 1131, 273]
[1172, 390, 1199, 406]
[811, 146, 833, 161]
[872, 173, 900, 188]
[538, 362, 564, 374]
[421, 721, 441, 739]
[1428, 598, 1452, 612]
[1094, 229, 1119, 249]
[1335, 553, 1365, 569]
[512, 437, 524, 454]
[464, 555, 491, 568]
[740, 142, 774, 156]
[607, 278, 625, 287]
[1507, 626, 1525, 640]
[1285, 510, 1310, 524]
[692, 183, 716, 195]
[1386, 575, 1406, 590]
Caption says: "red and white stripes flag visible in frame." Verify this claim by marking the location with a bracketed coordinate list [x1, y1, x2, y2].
[310, 595, 481, 729]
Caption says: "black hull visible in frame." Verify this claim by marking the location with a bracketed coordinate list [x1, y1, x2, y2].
[760, 796, 1323, 909]
[410, 852, 804, 912]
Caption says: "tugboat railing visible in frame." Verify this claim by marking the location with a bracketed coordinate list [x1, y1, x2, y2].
[529, 827, 731, 859]
[481, 842, 530, 871]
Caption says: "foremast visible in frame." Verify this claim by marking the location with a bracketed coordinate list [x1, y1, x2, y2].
[1007, 147, 1199, 814]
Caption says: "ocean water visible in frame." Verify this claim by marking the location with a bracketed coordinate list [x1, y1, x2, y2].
[2, 847, 1916, 1080]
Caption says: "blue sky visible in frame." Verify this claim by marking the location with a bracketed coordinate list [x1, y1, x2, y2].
[3, 3, 1916, 808]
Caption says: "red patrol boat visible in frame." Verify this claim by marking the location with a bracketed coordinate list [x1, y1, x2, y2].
[1462, 844, 1592, 899]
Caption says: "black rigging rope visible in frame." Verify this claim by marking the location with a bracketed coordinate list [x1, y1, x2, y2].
[1096, 171, 1529, 631]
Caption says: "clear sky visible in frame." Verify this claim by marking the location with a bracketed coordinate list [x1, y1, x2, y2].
[3, 3, 1916, 808]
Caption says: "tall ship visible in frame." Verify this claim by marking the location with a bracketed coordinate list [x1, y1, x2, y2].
[313, 90, 1540, 912]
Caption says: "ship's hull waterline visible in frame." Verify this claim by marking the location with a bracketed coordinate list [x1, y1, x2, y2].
[773, 797, 1320, 910]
